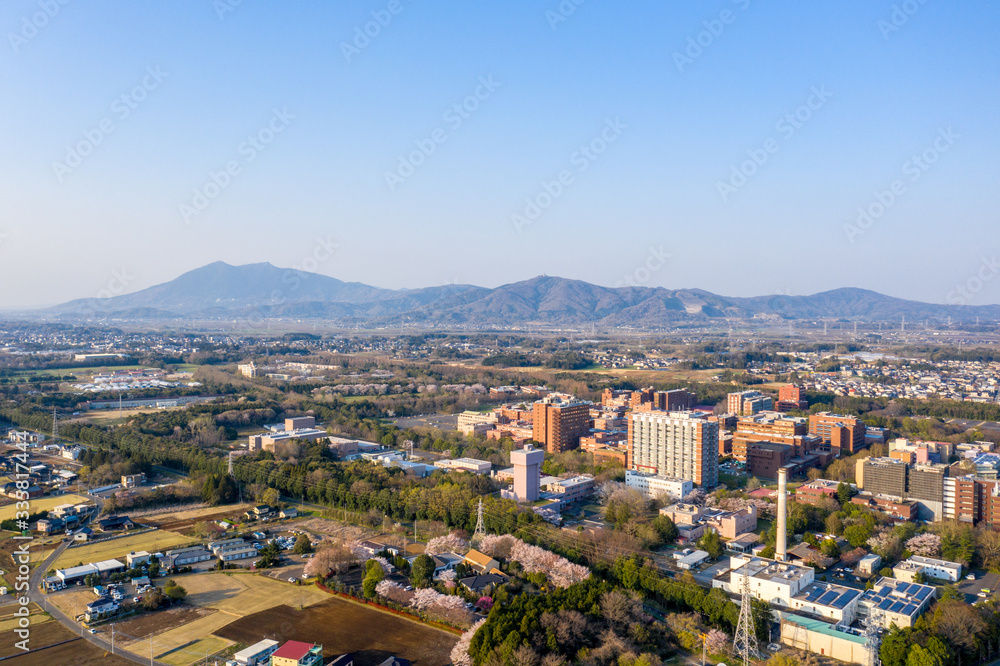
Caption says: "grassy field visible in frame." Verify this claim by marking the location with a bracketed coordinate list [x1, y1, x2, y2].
[182, 572, 327, 615]
[160, 635, 233, 666]
[52, 530, 196, 570]
[0, 494, 90, 522]
[134, 573, 328, 665]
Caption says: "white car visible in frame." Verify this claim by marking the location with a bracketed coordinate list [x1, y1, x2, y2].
[967, 574, 976, 580]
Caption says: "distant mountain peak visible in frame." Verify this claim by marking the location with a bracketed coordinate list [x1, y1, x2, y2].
[31, 262, 1000, 326]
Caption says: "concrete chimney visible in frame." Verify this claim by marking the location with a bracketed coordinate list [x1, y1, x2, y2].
[776, 468, 788, 561]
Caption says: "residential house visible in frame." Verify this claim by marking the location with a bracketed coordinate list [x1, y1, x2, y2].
[126, 551, 151, 567]
[459, 573, 507, 594]
[463, 549, 500, 574]
[85, 596, 118, 622]
[97, 515, 135, 532]
[270, 640, 324, 666]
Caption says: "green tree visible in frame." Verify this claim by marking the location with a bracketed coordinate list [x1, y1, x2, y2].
[880, 627, 912, 666]
[652, 515, 678, 543]
[836, 482, 855, 505]
[844, 524, 872, 548]
[411, 553, 435, 588]
[260, 487, 280, 507]
[820, 538, 840, 558]
[142, 588, 166, 610]
[825, 512, 844, 536]
[906, 644, 943, 666]
[699, 530, 724, 559]
[163, 580, 187, 601]
[363, 561, 385, 599]
[293, 534, 313, 555]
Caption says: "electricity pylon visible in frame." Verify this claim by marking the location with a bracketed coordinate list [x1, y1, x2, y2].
[733, 566, 759, 666]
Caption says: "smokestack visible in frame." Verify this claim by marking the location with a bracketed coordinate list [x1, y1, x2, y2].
[776, 468, 788, 561]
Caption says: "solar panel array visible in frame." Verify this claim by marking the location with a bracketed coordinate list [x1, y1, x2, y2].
[797, 584, 861, 609]
[860, 579, 933, 618]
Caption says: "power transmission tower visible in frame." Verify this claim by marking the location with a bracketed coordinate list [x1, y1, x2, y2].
[733, 567, 759, 666]
[471, 498, 486, 546]
[864, 610, 883, 666]
[51, 408, 58, 441]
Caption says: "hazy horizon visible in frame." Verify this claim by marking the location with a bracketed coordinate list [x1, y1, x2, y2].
[2, 2, 999, 309]
[0, 259, 984, 312]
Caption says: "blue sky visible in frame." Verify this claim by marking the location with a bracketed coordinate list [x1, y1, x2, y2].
[1, 0, 998, 308]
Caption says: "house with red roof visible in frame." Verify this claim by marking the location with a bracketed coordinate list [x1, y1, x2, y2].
[270, 640, 323, 666]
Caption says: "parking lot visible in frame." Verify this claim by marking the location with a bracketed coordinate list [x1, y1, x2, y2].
[956, 571, 1000, 603]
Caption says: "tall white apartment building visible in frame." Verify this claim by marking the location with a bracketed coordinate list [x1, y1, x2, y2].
[627, 411, 719, 488]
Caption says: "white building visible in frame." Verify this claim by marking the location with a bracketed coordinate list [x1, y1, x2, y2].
[714, 556, 861, 624]
[858, 553, 882, 575]
[509, 444, 543, 502]
[713, 556, 815, 606]
[858, 578, 936, 628]
[436, 458, 492, 474]
[893, 555, 962, 583]
[625, 470, 693, 500]
[233, 639, 279, 666]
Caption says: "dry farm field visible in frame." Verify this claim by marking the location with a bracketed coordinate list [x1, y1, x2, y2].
[215, 596, 458, 666]
[51, 529, 196, 570]
[0, 494, 90, 523]
[114, 572, 328, 666]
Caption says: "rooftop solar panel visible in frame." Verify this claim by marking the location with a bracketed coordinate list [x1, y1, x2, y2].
[915, 587, 931, 601]
[878, 598, 894, 610]
[819, 591, 838, 605]
[889, 601, 906, 613]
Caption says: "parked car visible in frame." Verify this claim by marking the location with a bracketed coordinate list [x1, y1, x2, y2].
[967, 573, 976, 580]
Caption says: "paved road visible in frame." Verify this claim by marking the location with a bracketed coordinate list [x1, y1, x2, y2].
[21, 497, 169, 664]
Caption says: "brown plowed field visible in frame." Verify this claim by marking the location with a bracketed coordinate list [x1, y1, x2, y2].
[214, 597, 457, 666]
[1, 620, 134, 665]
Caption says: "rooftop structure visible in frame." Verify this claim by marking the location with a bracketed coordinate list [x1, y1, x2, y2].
[858, 578, 935, 628]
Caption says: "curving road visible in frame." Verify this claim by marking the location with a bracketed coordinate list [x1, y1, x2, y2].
[19, 496, 168, 665]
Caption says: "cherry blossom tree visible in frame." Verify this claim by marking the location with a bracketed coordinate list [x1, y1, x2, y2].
[906, 533, 942, 557]
[479, 534, 517, 559]
[705, 628, 730, 655]
[304, 540, 357, 578]
[450, 618, 487, 666]
[425, 531, 469, 556]
[839, 547, 868, 566]
[370, 556, 393, 573]
[376, 579, 414, 605]
[510, 539, 590, 588]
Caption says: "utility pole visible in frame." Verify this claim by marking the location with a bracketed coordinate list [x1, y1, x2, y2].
[111, 623, 115, 655]
[701, 632, 707, 666]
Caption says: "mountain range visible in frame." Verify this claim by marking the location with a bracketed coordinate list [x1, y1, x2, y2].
[21, 261, 1000, 328]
